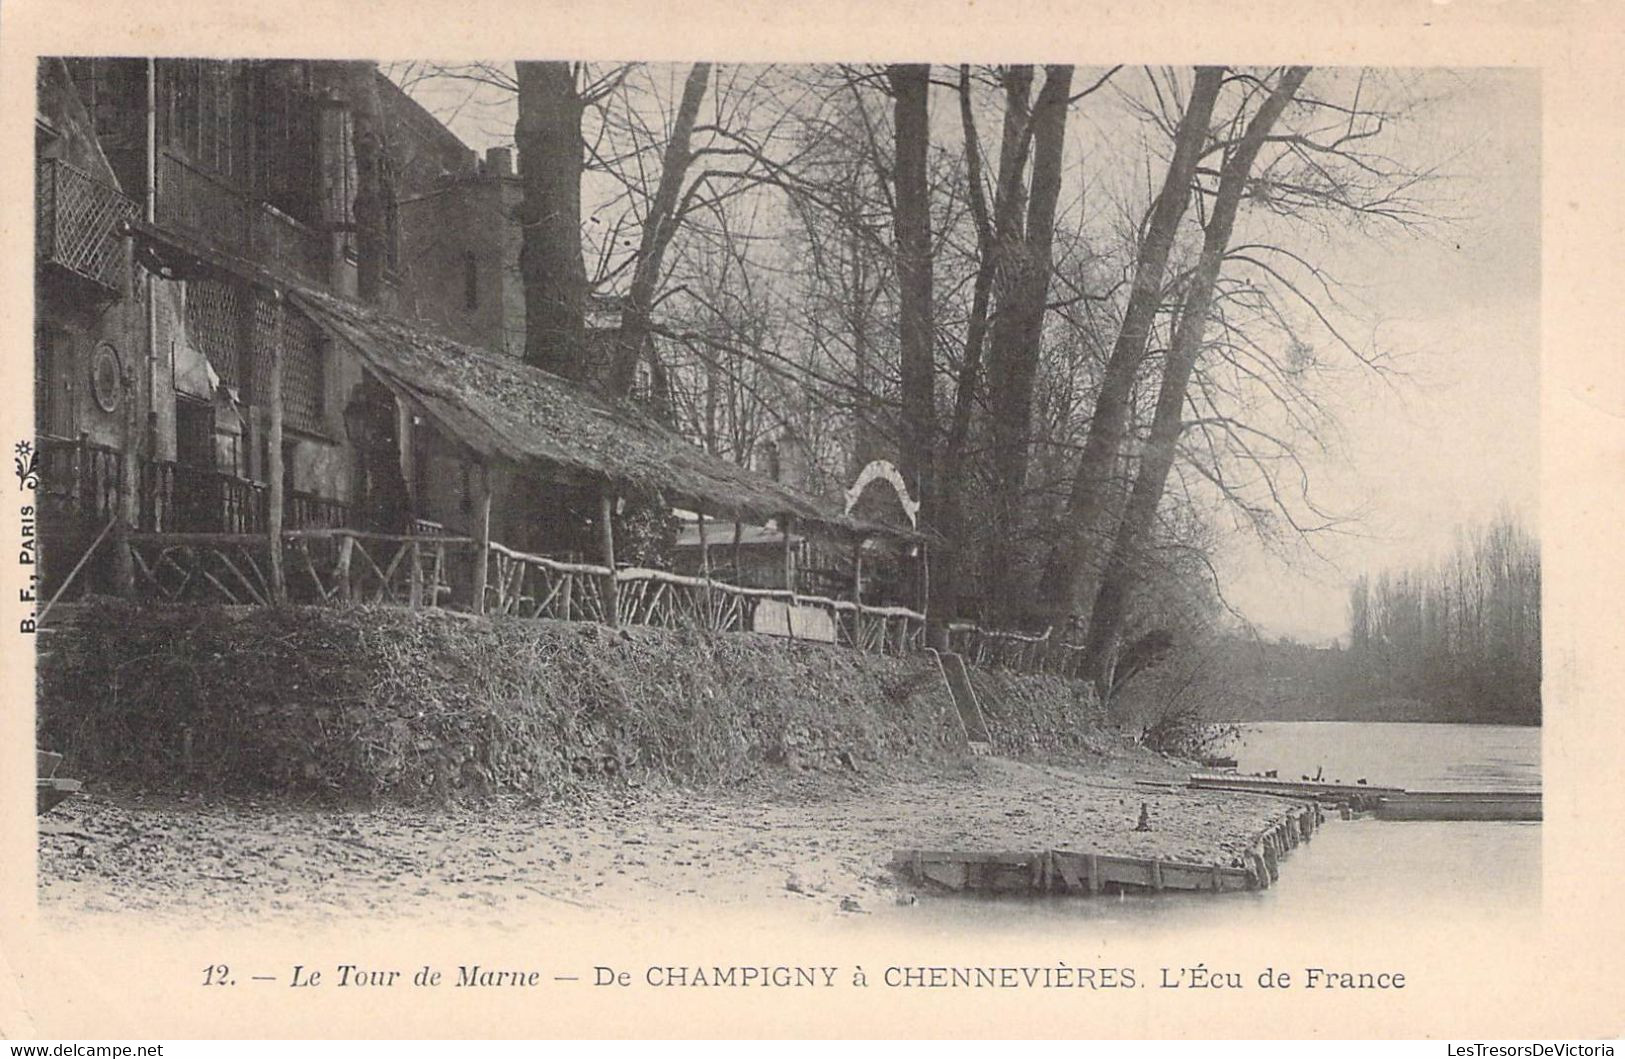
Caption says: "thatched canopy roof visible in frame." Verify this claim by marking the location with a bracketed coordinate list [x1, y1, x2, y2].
[292, 288, 917, 540]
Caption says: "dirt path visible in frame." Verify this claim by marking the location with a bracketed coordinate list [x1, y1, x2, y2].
[37, 753, 1297, 926]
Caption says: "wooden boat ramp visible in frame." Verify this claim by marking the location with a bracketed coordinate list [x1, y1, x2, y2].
[1188, 773, 1403, 812]
[1187, 773, 1541, 821]
[893, 802, 1322, 897]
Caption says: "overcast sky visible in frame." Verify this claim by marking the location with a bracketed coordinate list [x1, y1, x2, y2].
[1216, 68, 1540, 643]
[406, 65, 1541, 645]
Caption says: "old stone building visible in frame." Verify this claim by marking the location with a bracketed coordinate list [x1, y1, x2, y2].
[34, 56, 916, 614]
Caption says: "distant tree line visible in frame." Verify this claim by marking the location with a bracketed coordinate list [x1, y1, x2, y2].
[1346, 512, 1540, 724]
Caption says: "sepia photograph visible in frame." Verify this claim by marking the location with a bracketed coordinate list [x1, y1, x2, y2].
[1, 0, 1619, 1044]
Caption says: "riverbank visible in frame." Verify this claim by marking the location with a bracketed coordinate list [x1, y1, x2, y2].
[37, 752, 1304, 926]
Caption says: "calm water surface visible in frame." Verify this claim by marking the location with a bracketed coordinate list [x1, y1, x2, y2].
[881, 721, 1541, 936]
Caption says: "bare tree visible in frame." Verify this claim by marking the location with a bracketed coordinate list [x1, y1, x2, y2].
[1078, 66, 1312, 694]
[887, 63, 936, 551]
[1033, 66, 1225, 632]
[607, 62, 712, 398]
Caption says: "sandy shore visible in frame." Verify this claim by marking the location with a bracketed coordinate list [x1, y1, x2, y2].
[37, 751, 1300, 926]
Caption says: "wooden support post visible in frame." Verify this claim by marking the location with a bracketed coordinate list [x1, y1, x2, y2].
[781, 514, 794, 593]
[600, 491, 619, 627]
[781, 513, 795, 640]
[265, 290, 287, 604]
[112, 383, 137, 597]
[408, 539, 423, 609]
[731, 519, 743, 582]
[470, 462, 492, 614]
[336, 533, 353, 602]
[851, 535, 865, 649]
[696, 510, 713, 629]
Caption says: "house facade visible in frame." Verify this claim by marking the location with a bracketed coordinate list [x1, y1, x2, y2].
[34, 58, 522, 594]
[35, 56, 922, 628]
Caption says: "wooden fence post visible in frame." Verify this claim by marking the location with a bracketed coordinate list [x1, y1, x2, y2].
[851, 534, 865, 649]
[112, 381, 137, 597]
[781, 514, 794, 592]
[470, 461, 492, 614]
[781, 513, 795, 640]
[265, 289, 287, 604]
[697, 509, 712, 629]
[336, 533, 353, 602]
[600, 491, 619, 627]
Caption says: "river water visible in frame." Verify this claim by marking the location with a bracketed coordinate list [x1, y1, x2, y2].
[891, 721, 1541, 935]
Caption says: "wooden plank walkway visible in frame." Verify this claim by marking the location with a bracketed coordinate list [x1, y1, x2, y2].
[893, 802, 1322, 896]
[1375, 791, 1541, 821]
[1190, 774, 1541, 821]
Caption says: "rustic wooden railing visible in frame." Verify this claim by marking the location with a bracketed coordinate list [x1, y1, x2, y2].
[113, 528, 1086, 673]
[119, 530, 931, 658]
[37, 435, 122, 525]
[287, 491, 349, 531]
[482, 542, 926, 653]
[114, 515, 1123, 676]
[155, 150, 328, 284]
[946, 621, 1090, 677]
[128, 530, 472, 609]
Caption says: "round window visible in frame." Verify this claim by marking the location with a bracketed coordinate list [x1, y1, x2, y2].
[90, 343, 122, 413]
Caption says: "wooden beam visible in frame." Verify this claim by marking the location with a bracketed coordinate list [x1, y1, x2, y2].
[781, 514, 794, 593]
[265, 290, 287, 604]
[470, 462, 492, 614]
[697, 511, 711, 581]
[851, 534, 866, 650]
[600, 491, 619, 627]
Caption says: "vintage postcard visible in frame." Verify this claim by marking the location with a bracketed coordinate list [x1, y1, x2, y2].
[1, 0, 1621, 1041]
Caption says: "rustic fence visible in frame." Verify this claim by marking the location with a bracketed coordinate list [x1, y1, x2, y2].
[115, 530, 935, 659]
[946, 621, 1090, 679]
[94, 528, 1099, 674]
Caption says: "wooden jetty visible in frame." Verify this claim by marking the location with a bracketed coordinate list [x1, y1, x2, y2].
[893, 803, 1321, 896]
[1189, 773, 1402, 812]
[1375, 790, 1542, 821]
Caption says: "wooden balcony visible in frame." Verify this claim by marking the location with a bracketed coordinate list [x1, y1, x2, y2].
[36, 159, 138, 295]
[154, 150, 329, 285]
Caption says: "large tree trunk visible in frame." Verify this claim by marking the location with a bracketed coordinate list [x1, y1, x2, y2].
[969, 66, 1033, 624]
[608, 62, 711, 399]
[1032, 66, 1225, 632]
[1081, 66, 1311, 696]
[887, 63, 936, 604]
[515, 62, 590, 381]
[982, 64, 1072, 627]
[933, 66, 1003, 624]
[346, 62, 387, 305]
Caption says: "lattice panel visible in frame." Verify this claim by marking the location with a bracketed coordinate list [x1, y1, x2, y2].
[184, 278, 244, 390]
[281, 312, 325, 433]
[36, 159, 137, 292]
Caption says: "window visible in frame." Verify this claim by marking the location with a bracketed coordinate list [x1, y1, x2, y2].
[463, 251, 479, 311]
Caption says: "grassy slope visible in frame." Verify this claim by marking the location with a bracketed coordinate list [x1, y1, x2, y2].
[38, 601, 1110, 801]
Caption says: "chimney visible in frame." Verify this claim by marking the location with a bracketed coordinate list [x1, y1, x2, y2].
[486, 147, 513, 179]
